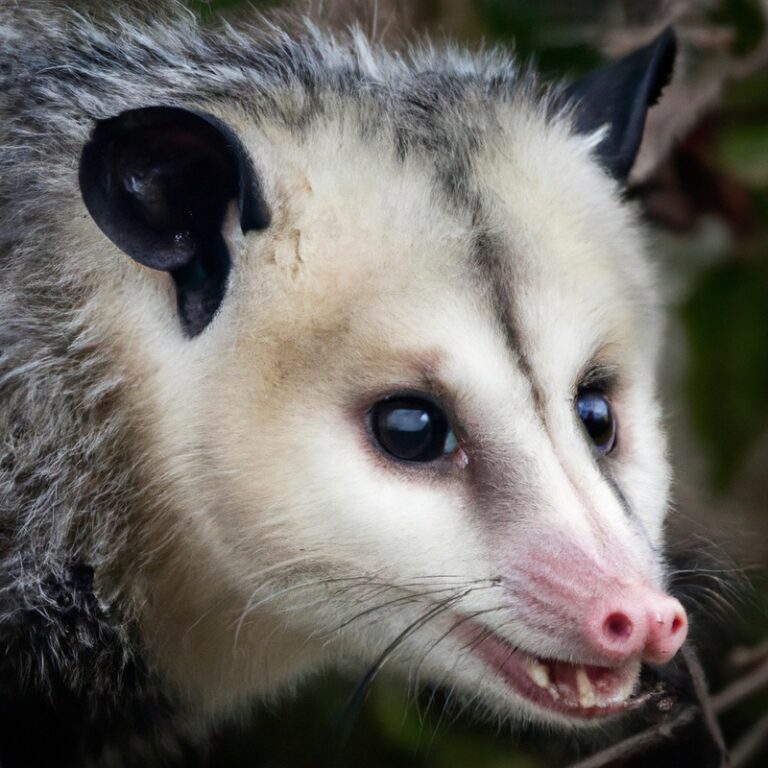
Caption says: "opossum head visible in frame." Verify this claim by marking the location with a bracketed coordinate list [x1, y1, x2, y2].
[78, 28, 685, 724]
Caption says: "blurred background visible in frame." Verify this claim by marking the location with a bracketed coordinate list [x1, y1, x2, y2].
[177, 0, 768, 765]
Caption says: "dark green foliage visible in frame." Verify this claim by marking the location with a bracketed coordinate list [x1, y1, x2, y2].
[711, 0, 767, 55]
[682, 262, 768, 490]
[475, 0, 602, 77]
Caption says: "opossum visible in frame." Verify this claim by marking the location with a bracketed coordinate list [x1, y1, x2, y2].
[0, 2, 686, 765]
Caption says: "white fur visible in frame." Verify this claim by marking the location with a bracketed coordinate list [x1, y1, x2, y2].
[1, 1, 675, 735]
[70, 109, 671, 724]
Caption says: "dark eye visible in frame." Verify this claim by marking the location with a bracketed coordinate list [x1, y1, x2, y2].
[370, 396, 455, 463]
[576, 389, 616, 454]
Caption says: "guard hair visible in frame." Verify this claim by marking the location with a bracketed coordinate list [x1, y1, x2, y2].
[1, 2, 683, 765]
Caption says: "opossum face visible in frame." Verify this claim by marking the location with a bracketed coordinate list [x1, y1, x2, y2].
[79, 32, 686, 724]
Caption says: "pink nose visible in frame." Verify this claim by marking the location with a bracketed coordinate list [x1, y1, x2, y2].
[585, 588, 688, 665]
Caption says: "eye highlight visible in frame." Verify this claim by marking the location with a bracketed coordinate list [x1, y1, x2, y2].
[370, 396, 455, 463]
[576, 388, 616, 454]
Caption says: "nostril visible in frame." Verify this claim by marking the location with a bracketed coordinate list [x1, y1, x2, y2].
[585, 593, 685, 663]
[603, 612, 634, 642]
[643, 597, 689, 664]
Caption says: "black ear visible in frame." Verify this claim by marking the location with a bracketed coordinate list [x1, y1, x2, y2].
[79, 106, 270, 336]
[564, 28, 676, 181]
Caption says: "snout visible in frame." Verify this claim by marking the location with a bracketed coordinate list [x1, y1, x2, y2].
[515, 544, 689, 670]
[584, 587, 688, 665]
[470, 577, 688, 719]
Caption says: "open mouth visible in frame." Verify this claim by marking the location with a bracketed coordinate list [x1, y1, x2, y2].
[471, 631, 642, 719]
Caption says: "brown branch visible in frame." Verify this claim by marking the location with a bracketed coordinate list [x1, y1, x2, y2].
[566, 648, 768, 768]
[728, 639, 768, 673]
[599, 0, 768, 183]
[682, 645, 728, 756]
[712, 656, 768, 714]
[731, 711, 768, 768]
[565, 707, 699, 768]
[564, 649, 722, 768]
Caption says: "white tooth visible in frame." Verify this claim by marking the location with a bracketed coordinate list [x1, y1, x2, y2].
[616, 674, 637, 702]
[576, 668, 597, 708]
[527, 660, 550, 689]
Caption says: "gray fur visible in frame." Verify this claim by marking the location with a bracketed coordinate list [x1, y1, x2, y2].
[0, 2, 592, 764]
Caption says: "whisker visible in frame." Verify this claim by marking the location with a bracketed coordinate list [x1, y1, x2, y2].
[328, 582, 500, 636]
[409, 604, 509, 691]
[232, 573, 499, 650]
[333, 586, 480, 753]
[233, 575, 373, 648]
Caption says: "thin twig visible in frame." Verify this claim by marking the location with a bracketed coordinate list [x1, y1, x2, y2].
[566, 648, 768, 768]
[712, 657, 768, 714]
[728, 640, 768, 672]
[730, 711, 768, 768]
[565, 647, 726, 768]
[683, 645, 728, 758]
[565, 707, 699, 768]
